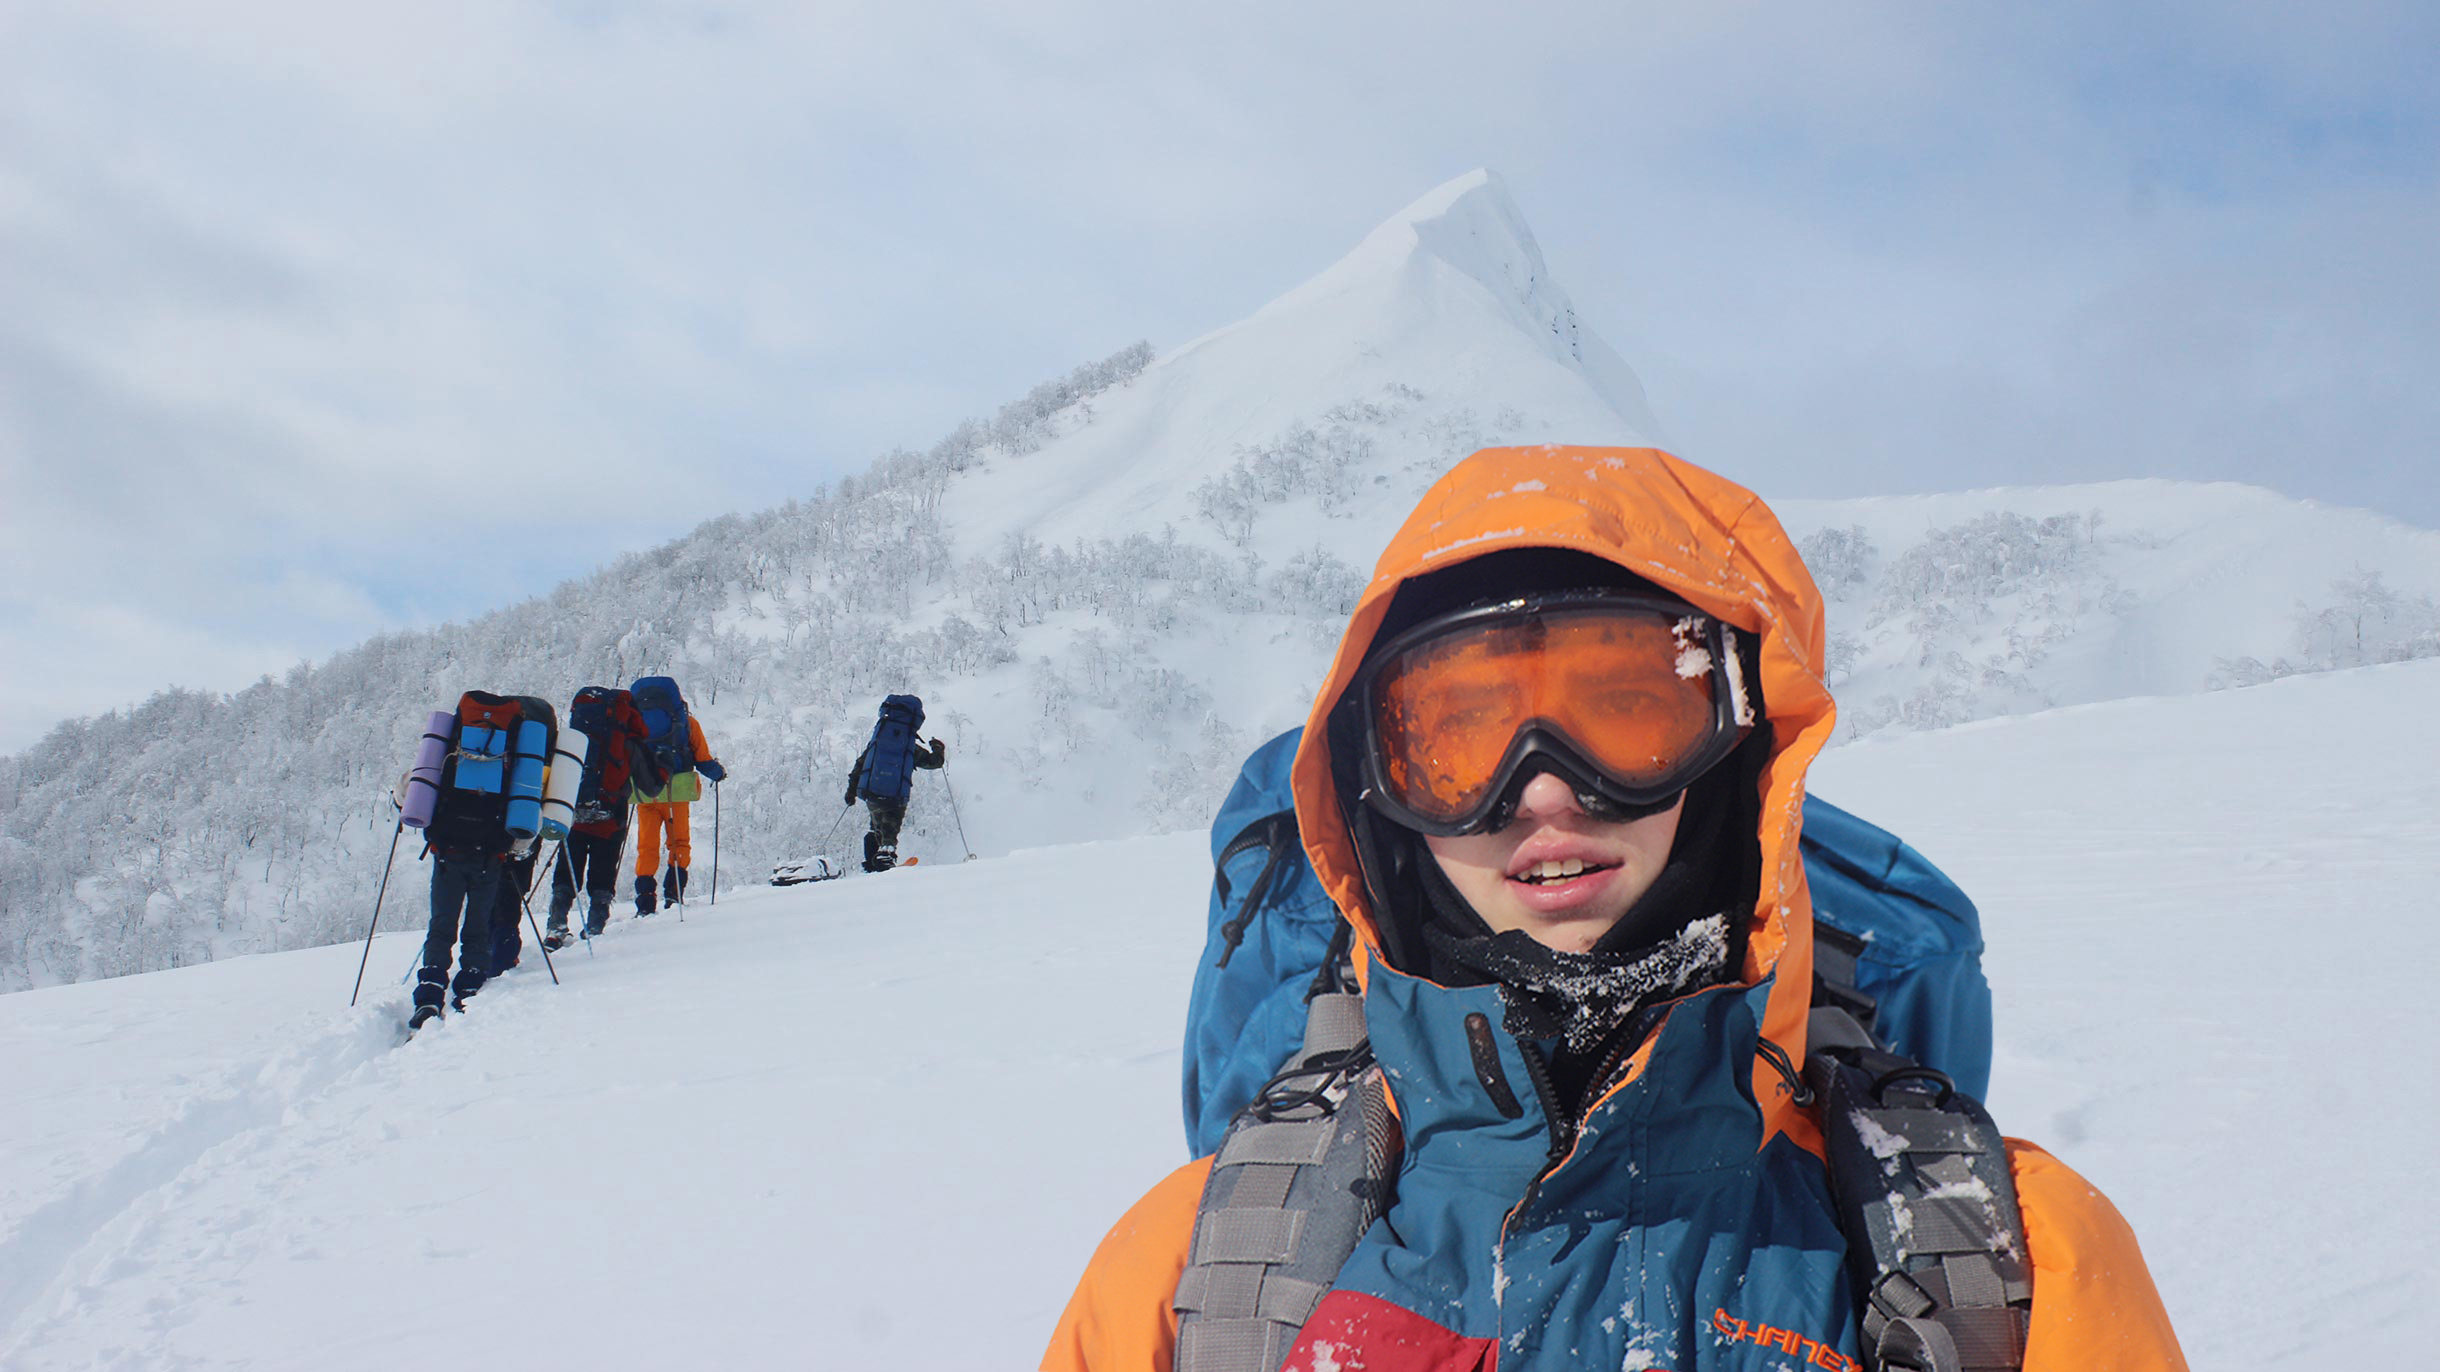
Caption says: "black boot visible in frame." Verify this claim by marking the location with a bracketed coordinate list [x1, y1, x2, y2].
[583, 896, 610, 938]
[664, 865, 688, 904]
[411, 968, 448, 1028]
[450, 964, 488, 1011]
[863, 832, 891, 874]
[635, 873, 658, 916]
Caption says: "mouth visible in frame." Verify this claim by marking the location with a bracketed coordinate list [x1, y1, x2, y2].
[1510, 857, 1620, 886]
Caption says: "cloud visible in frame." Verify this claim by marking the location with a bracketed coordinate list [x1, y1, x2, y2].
[0, 0, 2434, 748]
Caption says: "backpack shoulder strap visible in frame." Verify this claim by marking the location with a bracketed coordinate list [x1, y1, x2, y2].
[1173, 960, 1390, 1372]
[1804, 1008, 2034, 1372]
[1211, 810, 1298, 970]
[1810, 919, 1883, 1031]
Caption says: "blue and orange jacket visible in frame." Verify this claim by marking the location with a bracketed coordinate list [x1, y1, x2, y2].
[1044, 447, 2186, 1372]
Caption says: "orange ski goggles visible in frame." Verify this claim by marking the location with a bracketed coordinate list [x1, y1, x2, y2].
[1353, 592, 1753, 835]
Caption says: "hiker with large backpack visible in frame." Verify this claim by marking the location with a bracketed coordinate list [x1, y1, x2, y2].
[406, 690, 555, 1030]
[843, 693, 947, 872]
[627, 675, 727, 914]
[544, 685, 654, 947]
[1043, 447, 2185, 1372]
[478, 694, 565, 973]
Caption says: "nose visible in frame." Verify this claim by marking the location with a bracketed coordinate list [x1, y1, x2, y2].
[1510, 770, 1586, 823]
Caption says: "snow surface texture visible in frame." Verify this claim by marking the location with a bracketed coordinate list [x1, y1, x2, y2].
[5, 168, 2439, 992]
[3, 660, 2432, 1369]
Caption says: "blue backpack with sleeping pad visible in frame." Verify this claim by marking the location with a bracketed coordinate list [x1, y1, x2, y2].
[422, 690, 554, 860]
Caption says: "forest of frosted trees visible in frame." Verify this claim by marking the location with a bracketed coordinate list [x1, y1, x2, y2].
[0, 342, 1323, 989]
[4, 344, 2435, 991]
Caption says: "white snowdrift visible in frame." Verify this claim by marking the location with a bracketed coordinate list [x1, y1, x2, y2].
[4, 659, 2434, 1370]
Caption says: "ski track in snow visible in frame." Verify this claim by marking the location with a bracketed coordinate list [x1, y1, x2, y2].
[0, 1011, 404, 1353]
[2, 845, 1201, 1371]
[4, 661, 2437, 1369]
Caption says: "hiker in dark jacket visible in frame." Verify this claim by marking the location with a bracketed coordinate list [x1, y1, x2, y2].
[843, 694, 946, 871]
[408, 691, 558, 1028]
[418, 843, 509, 1027]
[548, 686, 652, 945]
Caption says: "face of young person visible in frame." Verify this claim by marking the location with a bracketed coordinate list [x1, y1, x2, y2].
[1420, 770, 1684, 954]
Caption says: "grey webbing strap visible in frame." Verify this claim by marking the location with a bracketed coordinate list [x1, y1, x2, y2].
[1302, 992, 1368, 1055]
[1174, 1266, 1328, 1321]
[1225, 1162, 1297, 1210]
[1174, 990, 1394, 1372]
[1176, 1319, 1289, 1372]
[1192, 1210, 1307, 1265]
[1216, 1116, 1337, 1167]
[1876, 1316, 1963, 1372]
[1807, 1007, 2033, 1372]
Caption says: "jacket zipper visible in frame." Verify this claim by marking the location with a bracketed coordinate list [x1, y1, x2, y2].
[1508, 1034, 1575, 1218]
[1504, 1001, 1677, 1222]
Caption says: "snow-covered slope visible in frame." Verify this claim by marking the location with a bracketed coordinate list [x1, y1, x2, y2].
[7, 168, 2439, 994]
[938, 169, 1657, 552]
[5, 660, 2432, 1370]
[1777, 480, 2440, 733]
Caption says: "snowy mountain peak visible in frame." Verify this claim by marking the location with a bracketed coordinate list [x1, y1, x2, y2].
[1287, 169, 1554, 316]
[942, 169, 1659, 551]
[1247, 168, 1657, 436]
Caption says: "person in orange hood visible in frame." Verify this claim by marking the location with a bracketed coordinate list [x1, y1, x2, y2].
[1044, 446, 2185, 1372]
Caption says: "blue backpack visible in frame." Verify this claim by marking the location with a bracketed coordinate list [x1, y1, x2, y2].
[628, 676, 699, 803]
[855, 694, 928, 803]
[1182, 727, 1993, 1157]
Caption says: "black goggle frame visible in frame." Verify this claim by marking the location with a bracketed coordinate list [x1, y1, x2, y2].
[1349, 589, 1754, 838]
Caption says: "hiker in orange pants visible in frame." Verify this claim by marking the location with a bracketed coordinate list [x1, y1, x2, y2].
[635, 801, 692, 901]
[628, 696, 724, 914]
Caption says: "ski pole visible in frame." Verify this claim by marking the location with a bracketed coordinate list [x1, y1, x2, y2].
[710, 780, 720, 906]
[562, 844, 598, 957]
[524, 901, 560, 983]
[941, 771, 977, 861]
[516, 837, 562, 985]
[349, 818, 407, 1007]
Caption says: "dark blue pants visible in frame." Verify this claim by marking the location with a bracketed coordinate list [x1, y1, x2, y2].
[422, 855, 505, 1007]
[550, 828, 627, 931]
[488, 848, 540, 971]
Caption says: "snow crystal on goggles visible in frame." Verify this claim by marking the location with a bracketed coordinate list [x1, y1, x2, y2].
[1354, 591, 1755, 837]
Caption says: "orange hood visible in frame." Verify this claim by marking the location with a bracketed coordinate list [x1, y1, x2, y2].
[1292, 445, 1838, 1071]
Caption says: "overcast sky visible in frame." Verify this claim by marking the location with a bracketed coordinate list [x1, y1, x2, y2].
[3, 2, 2434, 752]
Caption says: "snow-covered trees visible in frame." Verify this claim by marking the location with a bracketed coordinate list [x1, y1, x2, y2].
[2212, 569, 2440, 687]
[0, 333, 1408, 992]
[1802, 511, 2130, 736]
